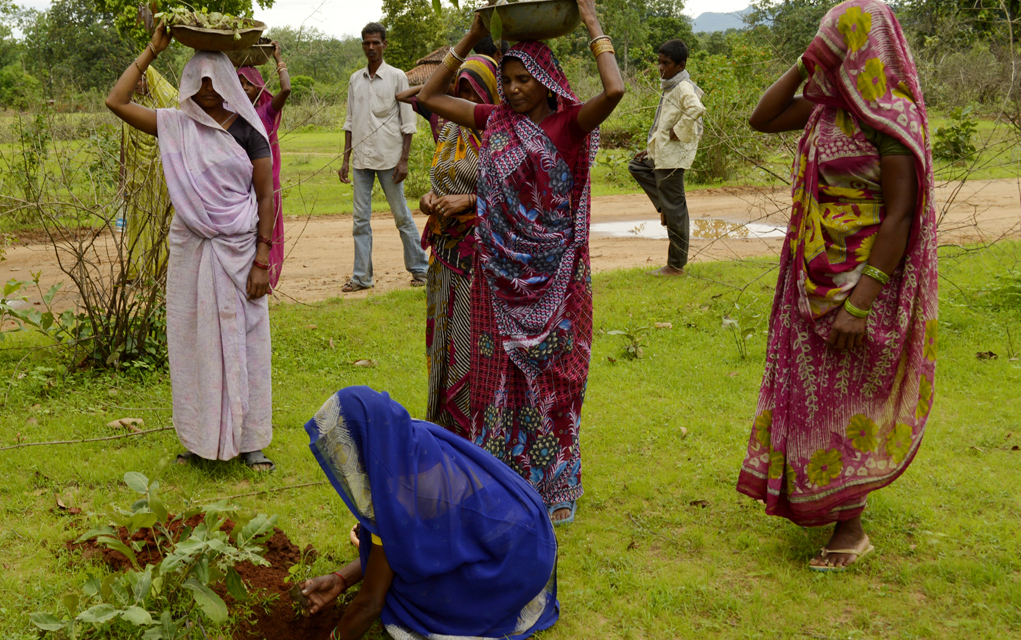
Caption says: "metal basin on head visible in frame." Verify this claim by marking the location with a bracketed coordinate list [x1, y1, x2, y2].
[170, 21, 266, 51]
[476, 0, 582, 42]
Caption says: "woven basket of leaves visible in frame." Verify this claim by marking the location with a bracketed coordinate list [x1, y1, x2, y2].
[156, 7, 266, 51]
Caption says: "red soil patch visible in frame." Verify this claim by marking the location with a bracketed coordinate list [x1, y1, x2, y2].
[68, 515, 345, 639]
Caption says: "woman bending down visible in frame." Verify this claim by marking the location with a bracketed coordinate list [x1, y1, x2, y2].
[300, 386, 559, 640]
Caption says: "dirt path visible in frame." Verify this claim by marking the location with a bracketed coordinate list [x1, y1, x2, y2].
[3, 179, 1019, 312]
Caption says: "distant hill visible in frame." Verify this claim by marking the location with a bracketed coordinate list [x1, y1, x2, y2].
[692, 6, 752, 33]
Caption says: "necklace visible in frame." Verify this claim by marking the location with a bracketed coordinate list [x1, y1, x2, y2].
[213, 112, 236, 129]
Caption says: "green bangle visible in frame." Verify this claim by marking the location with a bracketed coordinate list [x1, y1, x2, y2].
[843, 298, 870, 318]
[796, 56, 809, 82]
[862, 264, 891, 285]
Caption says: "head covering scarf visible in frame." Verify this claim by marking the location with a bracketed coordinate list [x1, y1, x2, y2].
[157, 52, 273, 462]
[305, 387, 559, 639]
[423, 54, 500, 273]
[737, 0, 938, 526]
[474, 40, 598, 378]
[237, 66, 285, 288]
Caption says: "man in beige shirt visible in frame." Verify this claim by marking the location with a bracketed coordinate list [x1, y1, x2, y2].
[338, 22, 429, 292]
[628, 39, 705, 276]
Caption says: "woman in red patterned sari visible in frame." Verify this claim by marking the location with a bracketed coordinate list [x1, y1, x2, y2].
[743, 0, 937, 570]
[418, 0, 624, 524]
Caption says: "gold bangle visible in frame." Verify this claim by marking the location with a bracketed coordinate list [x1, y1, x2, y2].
[442, 52, 462, 73]
[147, 42, 159, 59]
[591, 41, 615, 58]
[862, 264, 891, 285]
[843, 298, 870, 318]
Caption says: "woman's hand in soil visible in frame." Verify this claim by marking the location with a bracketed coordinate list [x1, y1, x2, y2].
[300, 574, 348, 615]
[434, 194, 473, 217]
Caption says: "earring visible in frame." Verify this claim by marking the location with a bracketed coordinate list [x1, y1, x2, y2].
[548, 89, 553, 98]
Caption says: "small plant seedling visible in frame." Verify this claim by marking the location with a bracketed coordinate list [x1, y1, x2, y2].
[31, 471, 278, 639]
[607, 326, 649, 359]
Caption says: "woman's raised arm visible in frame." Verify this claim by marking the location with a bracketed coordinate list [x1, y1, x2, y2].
[748, 63, 814, 133]
[106, 24, 173, 137]
[575, 0, 625, 133]
[418, 13, 490, 130]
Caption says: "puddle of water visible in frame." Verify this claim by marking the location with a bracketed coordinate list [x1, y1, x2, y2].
[591, 219, 786, 240]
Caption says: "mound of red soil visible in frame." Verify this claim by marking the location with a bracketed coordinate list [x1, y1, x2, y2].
[69, 515, 346, 639]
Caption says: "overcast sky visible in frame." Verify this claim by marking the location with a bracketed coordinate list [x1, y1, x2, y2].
[17, 0, 752, 39]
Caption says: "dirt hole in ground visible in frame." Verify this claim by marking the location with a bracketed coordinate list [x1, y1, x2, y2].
[68, 515, 346, 640]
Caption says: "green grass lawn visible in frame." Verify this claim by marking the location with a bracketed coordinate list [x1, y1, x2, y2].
[0, 240, 1019, 639]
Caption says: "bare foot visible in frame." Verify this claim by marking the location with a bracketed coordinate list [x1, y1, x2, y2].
[809, 515, 867, 569]
[551, 507, 572, 522]
[647, 266, 685, 277]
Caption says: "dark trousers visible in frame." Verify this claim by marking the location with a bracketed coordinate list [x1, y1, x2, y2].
[628, 156, 690, 270]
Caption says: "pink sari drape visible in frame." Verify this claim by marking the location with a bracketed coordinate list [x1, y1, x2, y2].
[737, 0, 938, 526]
[160, 52, 272, 461]
[238, 66, 285, 288]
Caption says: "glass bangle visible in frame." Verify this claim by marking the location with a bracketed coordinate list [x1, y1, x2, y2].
[862, 264, 891, 285]
[843, 298, 870, 318]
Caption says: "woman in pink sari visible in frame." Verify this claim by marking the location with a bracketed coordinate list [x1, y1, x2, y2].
[742, 0, 937, 570]
[238, 40, 291, 288]
[417, 0, 624, 524]
[106, 26, 277, 472]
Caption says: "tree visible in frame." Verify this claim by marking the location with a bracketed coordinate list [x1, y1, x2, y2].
[21, 0, 136, 98]
[94, 0, 276, 46]
[745, 0, 831, 65]
[266, 25, 363, 85]
[381, 0, 446, 72]
[647, 0, 695, 53]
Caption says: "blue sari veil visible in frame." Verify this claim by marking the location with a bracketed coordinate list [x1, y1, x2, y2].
[305, 386, 559, 639]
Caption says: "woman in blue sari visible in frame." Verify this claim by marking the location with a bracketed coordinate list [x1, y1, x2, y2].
[299, 386, 559, 640]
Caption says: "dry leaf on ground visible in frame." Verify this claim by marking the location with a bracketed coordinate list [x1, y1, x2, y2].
[654, 322, 673, 329]
[352, 359, 376, 368]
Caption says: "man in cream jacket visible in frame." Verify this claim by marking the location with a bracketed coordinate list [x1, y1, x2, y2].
[629, 39, 705, 276]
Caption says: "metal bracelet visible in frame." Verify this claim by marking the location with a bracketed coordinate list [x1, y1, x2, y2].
[449, 48, 466, 63]
[588, 35, 611, 46]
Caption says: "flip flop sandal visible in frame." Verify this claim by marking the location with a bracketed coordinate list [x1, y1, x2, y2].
[241, 450, 276, 473]
[810, 534, 874, 572]
[341, 280, 371, 293]
[548, 501, 577, 526]
[176, 452, 196, 465]
[410, 275, 428, 287]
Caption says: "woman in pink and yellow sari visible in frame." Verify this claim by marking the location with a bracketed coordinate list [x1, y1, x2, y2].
[742, 0, 937, 571]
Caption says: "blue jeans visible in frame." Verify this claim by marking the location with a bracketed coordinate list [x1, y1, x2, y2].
[351, 167, 429, 287]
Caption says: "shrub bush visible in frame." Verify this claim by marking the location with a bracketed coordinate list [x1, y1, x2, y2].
[0, 64, 41, 111]
[933, 106, 978, 162]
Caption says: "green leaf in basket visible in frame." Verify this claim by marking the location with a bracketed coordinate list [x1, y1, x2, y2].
[490, 8, 502, 46]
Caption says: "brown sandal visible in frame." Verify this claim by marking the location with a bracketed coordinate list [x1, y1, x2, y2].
[341, 280, 371, 293]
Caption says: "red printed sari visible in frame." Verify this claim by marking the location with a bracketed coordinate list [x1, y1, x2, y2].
[737, 0, 938, 526]
[468, 42, 597, 506]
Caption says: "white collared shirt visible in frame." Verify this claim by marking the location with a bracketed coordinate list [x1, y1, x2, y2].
[343, 61, 417, 170]
[648, 80, 705, 170]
